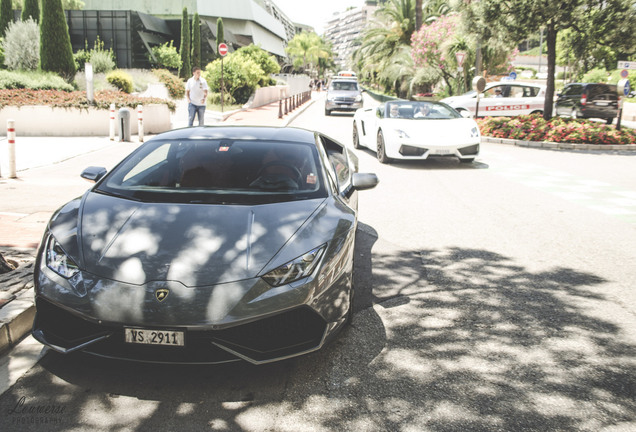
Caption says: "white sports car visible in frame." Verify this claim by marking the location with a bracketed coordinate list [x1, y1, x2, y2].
[352, 100, 481, 164]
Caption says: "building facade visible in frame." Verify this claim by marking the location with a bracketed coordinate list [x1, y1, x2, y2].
[72, 0, 306, 68]
[323, 3, 378, 71]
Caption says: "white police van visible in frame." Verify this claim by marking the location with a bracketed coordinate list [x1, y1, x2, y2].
[441, 81, 547, 117]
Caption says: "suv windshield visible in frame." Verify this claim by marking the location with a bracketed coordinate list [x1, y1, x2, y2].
[330, 81, 359, 91]
[96, 139, 327, 205]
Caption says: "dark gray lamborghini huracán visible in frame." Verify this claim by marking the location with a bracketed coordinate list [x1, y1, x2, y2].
[33, 126, 378, 364]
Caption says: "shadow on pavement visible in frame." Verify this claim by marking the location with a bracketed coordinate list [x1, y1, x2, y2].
[2, 224, 635, 431]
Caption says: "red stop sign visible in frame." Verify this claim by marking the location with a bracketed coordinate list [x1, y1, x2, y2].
[218, 43, 228, 56]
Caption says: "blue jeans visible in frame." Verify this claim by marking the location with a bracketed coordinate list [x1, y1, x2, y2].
[188, 103, 206, 126]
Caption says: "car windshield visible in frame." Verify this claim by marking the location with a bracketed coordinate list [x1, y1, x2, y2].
[385, 101, 461, 119]
[330, 81, 359, 91]
[96, 138, 328, 205]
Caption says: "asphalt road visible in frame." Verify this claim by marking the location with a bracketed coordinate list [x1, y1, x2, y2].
[1, 97, 635, 431]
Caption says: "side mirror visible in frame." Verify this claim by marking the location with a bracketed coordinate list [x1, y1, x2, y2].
[352, 173, 379, 191]
[81, 166, 107, 183]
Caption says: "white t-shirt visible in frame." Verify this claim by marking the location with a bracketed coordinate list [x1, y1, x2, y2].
[186, 77, 209, 106]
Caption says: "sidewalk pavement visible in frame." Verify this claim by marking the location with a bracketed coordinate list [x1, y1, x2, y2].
[0, 92, 319, 354]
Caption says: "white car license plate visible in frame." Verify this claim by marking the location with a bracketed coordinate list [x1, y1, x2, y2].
[124, 328, 185, 346]
[431, 149, 451, 155]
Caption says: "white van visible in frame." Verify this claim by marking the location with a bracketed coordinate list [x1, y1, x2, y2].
[441, 82, 547, 117]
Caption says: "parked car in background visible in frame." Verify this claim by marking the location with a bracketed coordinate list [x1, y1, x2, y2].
[554, 83, 618, 124]
[325, 79, 363, 116]
[352, 100, 480, 164]
[441, 81, 546, 117]
[32, 126, 379, 365]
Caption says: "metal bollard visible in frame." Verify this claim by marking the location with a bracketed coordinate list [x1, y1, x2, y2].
[117, 108, 131, 142]
[137, 105, 144, 143]
[6, 119, 16, 178]
[109, 104, 115, 141]
[278, 99, 283, 119]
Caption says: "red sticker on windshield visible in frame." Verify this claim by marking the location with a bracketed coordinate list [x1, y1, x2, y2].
[306, 174, 316, 184]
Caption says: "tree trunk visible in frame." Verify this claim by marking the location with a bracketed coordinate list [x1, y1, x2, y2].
[415, 0, 422, 31]
[0, 252, 16, 274]
[544, 21, 557, 120]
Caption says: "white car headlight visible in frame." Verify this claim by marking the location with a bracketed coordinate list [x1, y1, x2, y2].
[355, 95, 362, 102]
[471, 127, 480, 138]
[45, 235, 79, 279]
[394, 129, 410, 139]
[262, 245, 326, 287]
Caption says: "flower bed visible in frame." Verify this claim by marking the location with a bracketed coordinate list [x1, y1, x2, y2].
[476, 114, 636, 145]
[0, 89, 175, 112]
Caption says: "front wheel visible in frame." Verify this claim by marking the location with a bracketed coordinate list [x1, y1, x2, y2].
[377, 130, 390, 164]
[352, 122, 361, 149]
[325, 108, 331, 116]
[606, 117, 614, 125]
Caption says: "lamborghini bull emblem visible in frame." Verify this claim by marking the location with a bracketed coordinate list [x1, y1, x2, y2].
[155, 288, 169, 302]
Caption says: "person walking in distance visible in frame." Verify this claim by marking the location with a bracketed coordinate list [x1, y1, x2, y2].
[186, 66, 209, 126]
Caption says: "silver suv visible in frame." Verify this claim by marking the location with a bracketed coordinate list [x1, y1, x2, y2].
[325, 79, 363, 116]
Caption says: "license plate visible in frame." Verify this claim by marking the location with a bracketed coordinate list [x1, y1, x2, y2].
[431, 149, 451, 155]
[124, 328, 185, 346]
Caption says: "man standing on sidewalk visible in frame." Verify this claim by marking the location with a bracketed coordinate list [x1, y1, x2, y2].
[186, 66, 209, 126]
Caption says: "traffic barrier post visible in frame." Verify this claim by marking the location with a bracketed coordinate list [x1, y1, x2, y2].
[137, 105, 144, 142]
[7, 119, 16, 178]
[109, 104, 115, 141]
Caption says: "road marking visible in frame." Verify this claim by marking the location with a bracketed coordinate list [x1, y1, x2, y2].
[486, 158, 636, 224]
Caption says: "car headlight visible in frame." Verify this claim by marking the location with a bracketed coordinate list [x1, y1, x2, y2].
[327, 95, 336, 101]
[261, 245, 326, 287]
[355, 95, 362, 102]
[394, 129, 410, 139]
[471, 126, 480, 138]
[45, 235, 79, 279]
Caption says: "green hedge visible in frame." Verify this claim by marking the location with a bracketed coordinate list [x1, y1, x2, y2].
[0, 70, 74, 91]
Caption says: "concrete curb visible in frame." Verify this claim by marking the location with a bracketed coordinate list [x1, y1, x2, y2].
[482, 136, 636, 151]
[0, 289, 34, 355]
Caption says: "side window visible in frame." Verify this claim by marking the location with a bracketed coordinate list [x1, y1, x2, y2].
[318, 135, 352, 193]
[509, 86, 524, 98]
[485, 86, 508, 98]
[522, 86, 539, 97]
[564, 85, 581, 96]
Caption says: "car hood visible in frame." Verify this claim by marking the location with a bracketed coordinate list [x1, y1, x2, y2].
[386, 118, 478, 141]
[52, 192, 327, 286]
[328, 90, 360, 98]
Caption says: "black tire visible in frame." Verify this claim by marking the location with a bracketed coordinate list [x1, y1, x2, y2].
[352, 122, 361, 149]
[325, 108, 330, 116]
[606, 117, 614, 125]
[377, 130, 390, 164]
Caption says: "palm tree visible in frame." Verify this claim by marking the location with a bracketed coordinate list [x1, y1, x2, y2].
[286, 31, 332, 76]
[353, 0, 416, 97]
